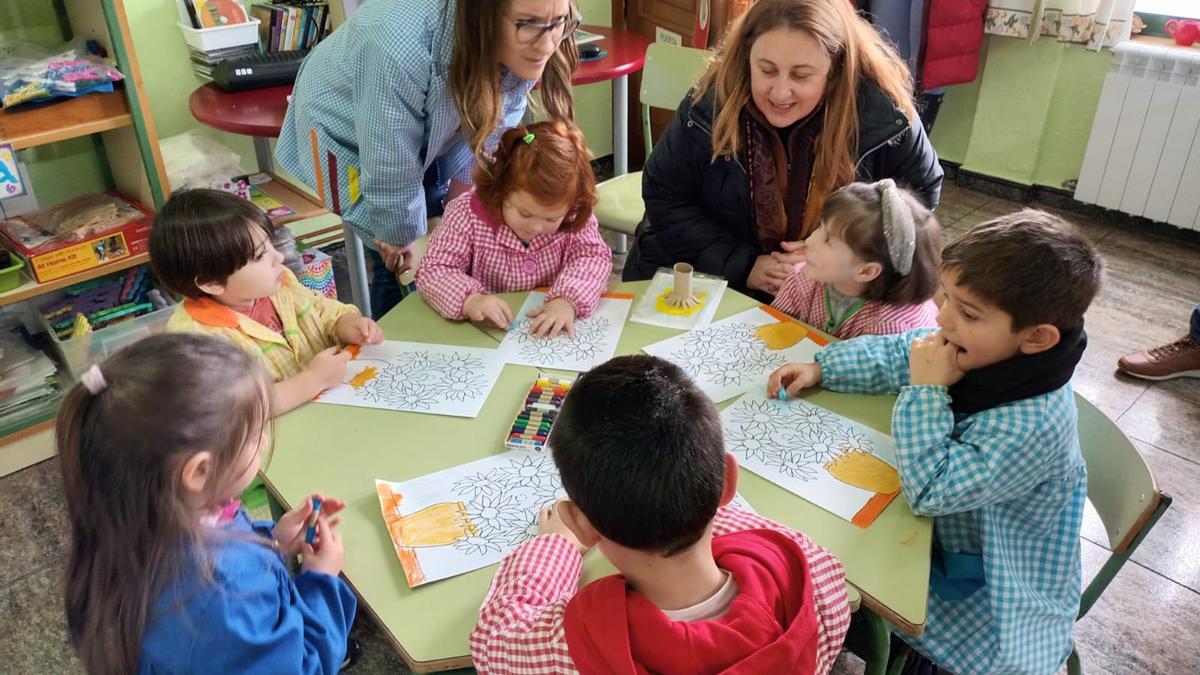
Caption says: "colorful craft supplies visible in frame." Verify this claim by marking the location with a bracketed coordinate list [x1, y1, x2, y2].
[505, 377, 573, 452]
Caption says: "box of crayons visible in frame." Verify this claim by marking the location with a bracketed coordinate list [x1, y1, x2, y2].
[505, 377, 573, 452]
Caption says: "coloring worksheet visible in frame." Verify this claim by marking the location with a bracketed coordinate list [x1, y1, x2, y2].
[375, 451, 566, 587]
[497, 291, 633, 371]
[314, 342, 504, 418]
[642, 306, 826, 402]
[721, 390, 900, 527]
[629, 269, 727, 330]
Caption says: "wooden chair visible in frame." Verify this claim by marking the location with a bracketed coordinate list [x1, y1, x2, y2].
[594, 43, 711, 252]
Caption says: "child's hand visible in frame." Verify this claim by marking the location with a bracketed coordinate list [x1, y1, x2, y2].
[301, 517, 344, 576]
[909, 332, 965, 387]
[274, 493, 346, 559]
[537, 500, 589, 554]
[528, 298, 576, 338]
[308, 347, 352, 390]
[336, 314, 384, 346]
[463, 293, 514, 331]
[767, 362, 822, 398]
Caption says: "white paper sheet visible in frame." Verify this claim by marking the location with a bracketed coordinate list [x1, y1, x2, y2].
[314, 341, 504, 418]
[497, 291, 633, 371]
[375, 451, 566, 587]
[722, 390, 900, 526]
[629, 269, 727, 330]
[642, 306, 825, 402]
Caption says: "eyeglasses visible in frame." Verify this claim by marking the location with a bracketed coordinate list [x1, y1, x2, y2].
[512, 14, 582, 45]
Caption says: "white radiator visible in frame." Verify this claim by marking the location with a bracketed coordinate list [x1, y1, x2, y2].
[1075, 43, 1200, 229]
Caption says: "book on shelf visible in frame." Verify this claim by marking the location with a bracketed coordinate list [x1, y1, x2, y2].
[0, 326, 61, 436]
[253, 1, 331, 52]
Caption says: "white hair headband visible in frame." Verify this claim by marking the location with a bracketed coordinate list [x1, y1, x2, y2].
[81, 364, 107, 394]
[875, 178, 916, 276]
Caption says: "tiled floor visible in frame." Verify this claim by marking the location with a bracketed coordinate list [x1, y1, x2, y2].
[2, 183, 1199, 673]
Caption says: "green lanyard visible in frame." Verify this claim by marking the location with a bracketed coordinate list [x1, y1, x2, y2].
[823, 286, 866, 335]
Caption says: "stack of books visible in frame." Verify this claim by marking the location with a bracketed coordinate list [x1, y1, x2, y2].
[0, 325, 61, 437]
[189, 43, 260, 80]
[251, 1, 331, 53]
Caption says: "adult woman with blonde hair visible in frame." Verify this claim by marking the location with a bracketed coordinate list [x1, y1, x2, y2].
[623, 0, 942, 299]
[277, 0, 580, 317]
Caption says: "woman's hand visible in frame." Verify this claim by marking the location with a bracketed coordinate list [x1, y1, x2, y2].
[374, 239, 414, 276]
[747, 255, 793, 295]
[528, 298, 576, 338]
[773, 239, 807, 266]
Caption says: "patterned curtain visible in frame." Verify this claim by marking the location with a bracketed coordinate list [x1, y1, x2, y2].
[985, 0, 1135, 50]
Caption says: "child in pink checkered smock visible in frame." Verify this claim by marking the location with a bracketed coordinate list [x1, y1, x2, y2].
[416, 120, 612, 339]
[771, 180, 943, 339]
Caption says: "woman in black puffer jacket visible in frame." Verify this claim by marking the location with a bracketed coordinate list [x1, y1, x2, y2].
[624, 0, 943, 299]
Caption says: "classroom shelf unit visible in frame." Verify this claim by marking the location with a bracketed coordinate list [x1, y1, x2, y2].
[0, 0, 170, 477]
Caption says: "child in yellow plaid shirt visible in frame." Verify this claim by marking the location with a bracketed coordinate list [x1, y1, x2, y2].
[150, 189, 383, 414]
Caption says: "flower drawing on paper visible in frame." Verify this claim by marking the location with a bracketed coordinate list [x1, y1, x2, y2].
[530, 481, 565, 511]
[703, 361, 748, 387]
[670, 347, 712, 377]
[498, 454, 558, 491]
[790, 429, 842, 464]
[743, 347, 787, 374]
[394, 350, 437, 382]
[438, 369, 486, 402]
[451, 472, 505, 501]
[726, 426, 776, 463]
[720, 322, 759, 345]
[789, 403, 836, 436]
[395, 388, 436, 411]
[509, 318, 538, 344]
[453, 534, 504, 556]
[766, 450, 820, 482]
[729, 399, 789, 432]
[683, 327, 723, 351]
[520, 339, 564, 364]
[430, 351, 484, 373]
[833, 426, 872, 454]
[466, 491, 528, 537]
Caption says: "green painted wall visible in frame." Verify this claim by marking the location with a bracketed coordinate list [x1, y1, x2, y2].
[929, 35, 1112, 189]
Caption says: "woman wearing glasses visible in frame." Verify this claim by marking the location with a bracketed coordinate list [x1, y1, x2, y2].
[622, 0, 942, 301]
[277, 0, 580, 317]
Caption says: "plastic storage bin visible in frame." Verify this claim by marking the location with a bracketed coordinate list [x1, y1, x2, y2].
[37, 289, 177, 380]
[178, 20, 261, 52]
[0, 255, 23, 293]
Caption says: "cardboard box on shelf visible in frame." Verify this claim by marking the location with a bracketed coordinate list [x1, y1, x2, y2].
[0, 192, 153, 284]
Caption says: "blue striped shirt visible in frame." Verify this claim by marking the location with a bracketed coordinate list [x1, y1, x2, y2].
[816, 330, 1085, 675]
[276, 0, 535, 247]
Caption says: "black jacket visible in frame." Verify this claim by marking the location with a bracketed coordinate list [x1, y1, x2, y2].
[623, 84, 944, 293]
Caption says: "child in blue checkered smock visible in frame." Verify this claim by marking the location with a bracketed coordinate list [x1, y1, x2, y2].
[769, 210, 1105, 675]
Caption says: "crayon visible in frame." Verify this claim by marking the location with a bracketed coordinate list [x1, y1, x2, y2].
[304, 496, 322, 544]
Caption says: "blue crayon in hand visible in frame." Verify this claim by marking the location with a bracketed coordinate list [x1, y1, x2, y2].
[777, 388, 788, 402]
[304, 496, 322, 544]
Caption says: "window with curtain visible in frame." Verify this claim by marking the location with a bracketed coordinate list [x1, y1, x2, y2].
[1135, 0, 1200, 19]
[985, 0, 1135, 49]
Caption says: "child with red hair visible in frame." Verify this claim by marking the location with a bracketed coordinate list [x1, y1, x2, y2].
[416, 120, 611, 338]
